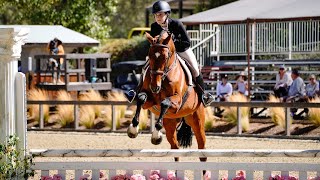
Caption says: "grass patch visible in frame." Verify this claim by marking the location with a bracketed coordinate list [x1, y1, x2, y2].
[204, 107, 217, 131]
[139, 109, 149, 130]
[79, 106, 95, 129]
[105, 90, 127, 129]
[56, 90, 74, 127]
[27, 88, 49, 123]
[79, 90, 103, 118]
[308, 97, 320, 126]
[267, 95, 291, 128]
[222, 93, 250, 132]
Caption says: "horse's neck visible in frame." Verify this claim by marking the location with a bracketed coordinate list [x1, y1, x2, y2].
[168, 55, 192, 89]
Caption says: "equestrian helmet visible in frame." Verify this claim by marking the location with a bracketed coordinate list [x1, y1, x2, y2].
[152, 1, 171, 14]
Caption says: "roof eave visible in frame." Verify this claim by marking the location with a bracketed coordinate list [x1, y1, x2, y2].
[182, 16, 320, 25]
[25, 42, 100, 47]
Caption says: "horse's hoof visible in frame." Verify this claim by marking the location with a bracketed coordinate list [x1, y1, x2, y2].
[151, 136, 163, 145]
[127, 124, 139, 138]
[151, 130, 163, 145]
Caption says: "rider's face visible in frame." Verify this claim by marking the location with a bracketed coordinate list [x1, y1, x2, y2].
[154, 12, 167, 25]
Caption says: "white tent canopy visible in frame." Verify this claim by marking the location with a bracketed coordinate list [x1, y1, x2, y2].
[180, 0, 320, 25]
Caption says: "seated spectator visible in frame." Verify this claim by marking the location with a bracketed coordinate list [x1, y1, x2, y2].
[284, 69, 306, 117]
[274, 65, 292, 98]
[216, 74, 233, 102]
[285, 69, 306, 102]
[305, 74, 319, 99]
[234, 71, 248, 96]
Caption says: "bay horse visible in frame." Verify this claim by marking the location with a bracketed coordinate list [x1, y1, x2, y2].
[127, 31, 206, 162]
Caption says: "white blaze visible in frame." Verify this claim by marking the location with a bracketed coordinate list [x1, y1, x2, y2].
[155, 52, 160, 58]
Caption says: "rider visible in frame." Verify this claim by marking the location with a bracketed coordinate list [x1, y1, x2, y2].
[125, 0, 214, 107]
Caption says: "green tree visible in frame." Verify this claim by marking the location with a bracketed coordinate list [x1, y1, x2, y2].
[0, 0, 117, 40]
[108, 0, 154, 38]
[196, 0, 237, 12]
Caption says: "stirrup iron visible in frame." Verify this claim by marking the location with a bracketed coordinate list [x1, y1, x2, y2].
[202, 93, 214, 107]
[124, 90, 137, 103]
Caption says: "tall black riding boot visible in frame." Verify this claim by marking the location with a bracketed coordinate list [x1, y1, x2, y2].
[195, 74, 214, 107]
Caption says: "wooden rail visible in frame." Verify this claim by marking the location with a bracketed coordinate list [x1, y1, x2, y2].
[34, 53, 112, 91]
[27, 100, 320, 136]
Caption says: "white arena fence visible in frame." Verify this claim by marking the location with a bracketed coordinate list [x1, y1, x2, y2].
[30, 149, 320, 180]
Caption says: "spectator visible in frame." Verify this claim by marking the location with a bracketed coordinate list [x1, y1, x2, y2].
[285, 69, 306, 116]
[234, 71, 248, 96]
[54, 38, 65, 84]
[286, 69, 306, 102]
[274, 65, 292, 98]
[216, 74, 233, 102]
[47, 38, 65, 84]
[305, 74, 319, 99]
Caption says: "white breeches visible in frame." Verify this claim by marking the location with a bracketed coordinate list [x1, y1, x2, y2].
[177, 48, 200, 77]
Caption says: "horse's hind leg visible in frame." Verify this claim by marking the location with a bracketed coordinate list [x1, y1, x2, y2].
[185, 105, 206, 162]
[127, 92, 147, 138]
[163, 118, 180, 161]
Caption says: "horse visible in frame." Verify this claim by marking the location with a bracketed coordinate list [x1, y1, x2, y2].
[127, 31, 206, 163]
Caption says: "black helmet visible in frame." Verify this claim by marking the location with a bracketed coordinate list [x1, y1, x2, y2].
[152, 1, 171, 14]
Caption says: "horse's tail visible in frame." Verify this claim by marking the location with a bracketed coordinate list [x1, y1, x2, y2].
[177, 118, 192, 148]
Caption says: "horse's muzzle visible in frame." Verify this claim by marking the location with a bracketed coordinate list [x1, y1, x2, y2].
[150, 85, 161, 94]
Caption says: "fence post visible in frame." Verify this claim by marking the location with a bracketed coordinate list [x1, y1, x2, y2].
[237, 106, 242, 134]
[112, 105, 117, 131]
[285, 107, 291, 136]
[74, 104, 79, 130]
[39, 104, 44, 129]
[15, 73, 27, 159]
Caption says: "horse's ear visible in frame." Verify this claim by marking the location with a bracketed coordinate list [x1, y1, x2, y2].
[145, 32, 154, 44]
[162, 33, 172, 45]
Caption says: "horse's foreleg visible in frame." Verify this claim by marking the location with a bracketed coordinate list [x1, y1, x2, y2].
[151, 98, 171, 145]
[127, 92, 147, 138]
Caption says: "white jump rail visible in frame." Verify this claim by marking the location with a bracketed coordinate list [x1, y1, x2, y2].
[30, 149, 320, 180]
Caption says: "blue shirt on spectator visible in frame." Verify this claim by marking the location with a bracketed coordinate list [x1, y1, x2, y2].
[288, 76, 305, 97]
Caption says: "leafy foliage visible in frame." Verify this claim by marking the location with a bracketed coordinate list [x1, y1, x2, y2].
[99, 36, 150, 63]
[108, 0, 154, 38]
[195, 0, 238, 12]
[0, 135, 34, 179]
[0, 0, 117, 40]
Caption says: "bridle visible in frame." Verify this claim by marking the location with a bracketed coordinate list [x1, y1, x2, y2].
[149, 43, 177, 81]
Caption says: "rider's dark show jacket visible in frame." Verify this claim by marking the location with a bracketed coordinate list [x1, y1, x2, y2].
[150, 18, 190, 53]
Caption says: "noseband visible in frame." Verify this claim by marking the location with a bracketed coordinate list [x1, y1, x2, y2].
[149, 43, 177, 81]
